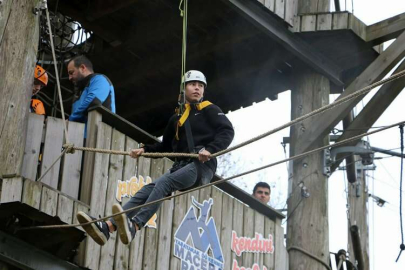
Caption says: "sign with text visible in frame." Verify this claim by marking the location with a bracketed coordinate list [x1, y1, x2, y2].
[115, 175, 157, 228]
[174, 197, 224, 270]
[231, 230, 274, 270]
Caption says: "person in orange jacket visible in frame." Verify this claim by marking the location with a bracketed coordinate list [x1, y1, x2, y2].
[31, 65, 48, 115]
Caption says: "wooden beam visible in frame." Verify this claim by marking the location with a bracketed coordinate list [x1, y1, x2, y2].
[0, 0, 40, 177]
[366, 12, 405, 45]
[295, 30, 405, 155]
[222, 0, 344, 86]
[287, 68, 330, 270]
[0, 230, 83, 270]
[330, 60, 405, 173]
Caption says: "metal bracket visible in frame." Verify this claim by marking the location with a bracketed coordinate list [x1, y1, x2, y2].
[330, 140, 374, 166]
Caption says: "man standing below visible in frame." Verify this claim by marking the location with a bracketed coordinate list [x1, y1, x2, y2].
[253, 182, 271, 204]
[77, 70, 234, 246]
[31, 65, 48, 115]
[67, 55, 115, 123]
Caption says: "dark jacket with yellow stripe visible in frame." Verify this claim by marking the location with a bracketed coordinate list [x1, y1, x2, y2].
[143, 103, 234, 172]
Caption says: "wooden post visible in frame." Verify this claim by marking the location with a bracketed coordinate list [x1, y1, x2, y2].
[0, 0, 40, 177]
[287, 67, 330, 270]
[348, 164, 370, 270]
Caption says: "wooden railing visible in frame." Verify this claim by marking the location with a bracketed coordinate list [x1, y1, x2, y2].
[2, 106, 287, 270]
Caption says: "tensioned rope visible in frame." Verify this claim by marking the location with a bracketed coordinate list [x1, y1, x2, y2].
[44, 2, 69, 142]
[178, 0, 188, 112]
[36, 2, 70, 183]
[19, 119, 405, 231]
[62, 68, 405, 159]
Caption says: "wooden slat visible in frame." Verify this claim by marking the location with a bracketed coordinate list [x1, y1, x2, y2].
[274, 0, 285, 20]
[349, 14, 366, 40]
[254, 212, 265, 267]
[73, 202, 90, 267]
[264, 0, 275, 12]
[231, 198, 244, 267]
[22, 113, 44, 181]
[80, 110, 102, 204]
[221, 194, 234, 270]
[301, 15, 316, 32]
[57, 194, 74, 224]
[242, 206, 255, 266]
[60, 121, 85, 199]
[274, 219, 288, 269]
[169, 190, 189, 269]
[84, 122, 112, 270]
[211, 186, 223, 240]
[264, 217, 276, 269]
[100, 128, 125, 270]
[73, 202, 90, 231]
[40, 186, 58, 216]
[142, 159, 164, 269]
[292, 15, 300, 32]
[40, 117, 64, 189]
[0, 177, 23, 203]
[284, 0, 297, 27]
[114, 136, 138, 270]
[317, 14, 332, 31]
[129, 156, 151, 270]
[156, 158, 175, 270]
[22, 179, 42, 209]
[332, 12, 348, 30]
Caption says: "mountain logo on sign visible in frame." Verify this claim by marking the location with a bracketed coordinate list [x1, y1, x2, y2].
[174, 197, 224, 270]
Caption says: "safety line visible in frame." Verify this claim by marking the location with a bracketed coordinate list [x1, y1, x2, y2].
[45, 4, 69, 143]
[18, 120, 405, 231]
[62, 69, 405, 159]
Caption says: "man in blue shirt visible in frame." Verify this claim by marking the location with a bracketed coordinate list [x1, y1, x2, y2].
[67, 55, 115, 123]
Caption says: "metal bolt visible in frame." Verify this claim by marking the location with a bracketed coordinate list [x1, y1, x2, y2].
[303, 163, 308, 168]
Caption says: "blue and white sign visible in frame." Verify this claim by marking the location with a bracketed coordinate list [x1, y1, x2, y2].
[174, 197, 224, 270]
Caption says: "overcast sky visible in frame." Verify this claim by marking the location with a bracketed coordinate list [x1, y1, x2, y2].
[217, 1, 405, 269]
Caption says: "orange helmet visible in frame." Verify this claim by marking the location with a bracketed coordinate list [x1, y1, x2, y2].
[34, 65, 48, 86]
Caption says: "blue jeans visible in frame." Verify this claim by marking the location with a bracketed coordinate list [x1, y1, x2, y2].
[110, 162, 213, 228]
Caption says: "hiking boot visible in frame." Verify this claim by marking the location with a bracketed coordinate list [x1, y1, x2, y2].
[77, 211, 110, 246]
[112, 203, 136, 245]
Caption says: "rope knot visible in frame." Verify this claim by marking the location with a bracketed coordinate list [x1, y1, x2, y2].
[63, 143, 75, 154]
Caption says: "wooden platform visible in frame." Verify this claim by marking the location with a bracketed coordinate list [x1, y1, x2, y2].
[1, 110, 287, 269]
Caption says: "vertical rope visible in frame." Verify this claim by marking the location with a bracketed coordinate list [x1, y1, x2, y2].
[178, 0, 188, 113]
[396, 124, 405, 262]
[44, 3, 69, 143]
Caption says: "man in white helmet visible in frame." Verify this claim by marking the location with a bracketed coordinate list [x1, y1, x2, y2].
[77, 70, 234, 246]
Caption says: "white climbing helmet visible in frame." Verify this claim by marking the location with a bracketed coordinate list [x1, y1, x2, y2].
[183, 70, 207, 88]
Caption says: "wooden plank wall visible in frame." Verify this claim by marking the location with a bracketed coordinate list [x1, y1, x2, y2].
[257, 0, 298, 27]
[20, 114, 85, 200]
[78, 119, 287, 269]
[16, 115, 288, 269]
[292, 12, 368, 42]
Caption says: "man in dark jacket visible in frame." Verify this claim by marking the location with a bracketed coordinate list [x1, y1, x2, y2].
[77, 70, 234, 246]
